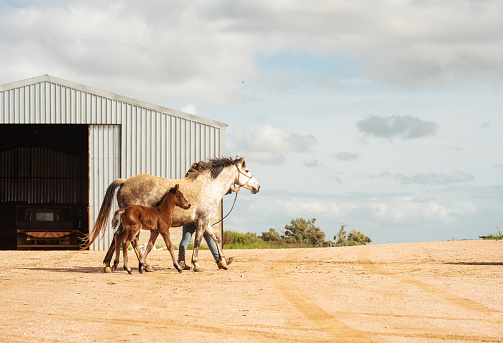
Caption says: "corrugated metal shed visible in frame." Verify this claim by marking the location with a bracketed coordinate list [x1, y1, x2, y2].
[0, 75, 227, 250]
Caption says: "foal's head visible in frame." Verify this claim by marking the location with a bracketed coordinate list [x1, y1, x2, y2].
[169, 184, 191, 210]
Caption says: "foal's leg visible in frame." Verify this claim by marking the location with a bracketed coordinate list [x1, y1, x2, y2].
[113, 236, 121, 272]
[122, 226, 140, 274]
[112, 224, 124, 271]
[130, 233, 146, 266]
[140, 231, 159, 272]
[159, 228, 183, 273]
[138, 231, 156, 274]
[122, 238, 132, 274]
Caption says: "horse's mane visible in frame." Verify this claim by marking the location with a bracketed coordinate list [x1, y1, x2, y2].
[186, 157, 239, 180]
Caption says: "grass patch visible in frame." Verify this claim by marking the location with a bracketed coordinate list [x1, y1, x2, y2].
[480, 226, 502, 240]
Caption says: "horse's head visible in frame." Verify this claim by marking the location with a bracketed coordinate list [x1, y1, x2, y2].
[170, 184, 191, 210]
[235, 155, 260, 194]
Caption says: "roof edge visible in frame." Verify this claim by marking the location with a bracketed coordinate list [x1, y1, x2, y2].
[0, 74, 228, 129]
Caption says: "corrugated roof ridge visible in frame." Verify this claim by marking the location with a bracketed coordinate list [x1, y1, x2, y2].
[0, 74, 227, 129]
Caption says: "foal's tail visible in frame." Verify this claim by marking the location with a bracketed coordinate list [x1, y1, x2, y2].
[80, 179, 126, 250]
[111, 209, 126, 231]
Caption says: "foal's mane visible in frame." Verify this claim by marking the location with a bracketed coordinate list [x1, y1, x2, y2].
[153, 185, 178, 206]
[186, 157, 239, 180]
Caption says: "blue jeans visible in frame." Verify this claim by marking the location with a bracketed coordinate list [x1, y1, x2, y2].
[178, 224, 220, 262]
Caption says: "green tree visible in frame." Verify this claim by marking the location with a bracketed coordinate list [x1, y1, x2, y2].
[334, 224, 348, 246]
[261, 228, 282, 243]
[284, 217, 326, 247]
[334, 223, 371, 246]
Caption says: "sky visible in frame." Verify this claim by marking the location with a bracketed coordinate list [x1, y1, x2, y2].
[1, 0, 502, 244]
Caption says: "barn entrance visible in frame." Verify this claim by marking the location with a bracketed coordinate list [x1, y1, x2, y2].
[0, 124, 89, 250]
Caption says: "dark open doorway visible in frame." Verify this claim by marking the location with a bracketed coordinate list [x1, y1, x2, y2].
[0, 124, 89, 250]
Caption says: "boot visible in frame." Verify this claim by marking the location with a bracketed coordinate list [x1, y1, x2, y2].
[178, 260, 191, 270]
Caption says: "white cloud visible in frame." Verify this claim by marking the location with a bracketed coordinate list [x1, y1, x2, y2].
[229, 124, 317, 164]
[364, 200, 478, 224]
[356, 115, 439, 140]
[380, 170, 475, 185]
[181, 104, 197, 115]
[2, 1, 503, 104]
[303, 160, 321, 168]
[492, 164, 503, 172]
[333, 151, 360, 162]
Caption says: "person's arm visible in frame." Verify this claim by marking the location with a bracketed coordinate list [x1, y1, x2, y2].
[226, 187, 241, 195]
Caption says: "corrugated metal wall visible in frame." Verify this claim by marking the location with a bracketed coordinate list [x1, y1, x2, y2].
[89, 125, 121, 251]
[0, 146, 87, 203]
[0, 75, 227, 250]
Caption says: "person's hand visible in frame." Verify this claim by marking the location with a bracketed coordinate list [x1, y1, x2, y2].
[231, 187, 241, 193]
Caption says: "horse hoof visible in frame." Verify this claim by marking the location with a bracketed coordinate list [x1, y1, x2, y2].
[217, 259, 228, 270]
[111, 265, 117, 272]
[144, 265, 154, 272]
[104, 267, 112, 273]
[127, 269, 133, 275]
[193, 266, 204, 272]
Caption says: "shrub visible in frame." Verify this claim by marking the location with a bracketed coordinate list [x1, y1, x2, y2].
[261, 228, 282, 243]
[334, 223, 372, 247]
[480, 226, 502, 240]
[284, 217, 326, 247]
[223, 230, 270, 249]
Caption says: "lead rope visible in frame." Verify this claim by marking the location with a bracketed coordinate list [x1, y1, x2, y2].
[211, 185, 239, 226]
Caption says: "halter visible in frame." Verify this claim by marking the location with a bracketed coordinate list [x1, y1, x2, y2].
[236, 165, 254, 189]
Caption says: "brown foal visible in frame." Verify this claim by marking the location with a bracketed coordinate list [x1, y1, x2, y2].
[111, 184, 191, 274]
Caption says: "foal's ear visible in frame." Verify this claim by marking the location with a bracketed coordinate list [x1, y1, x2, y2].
[169, 184, 179, 193]
[175, 184, 179, 191]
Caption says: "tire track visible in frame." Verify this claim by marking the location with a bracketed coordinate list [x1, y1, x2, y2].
[270, 250, 373, 343]
[357, 249, 500, 315]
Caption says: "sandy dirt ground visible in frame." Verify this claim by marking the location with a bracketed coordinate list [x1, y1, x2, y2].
[1, 240, 502, 343]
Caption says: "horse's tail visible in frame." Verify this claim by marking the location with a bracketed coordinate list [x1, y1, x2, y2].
[80, 179, 126, 250]
[111, 209, 125, 231]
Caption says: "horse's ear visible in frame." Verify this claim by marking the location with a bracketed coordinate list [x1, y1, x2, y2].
[175, 184, 179, 190]
[235, 154, 240, 160]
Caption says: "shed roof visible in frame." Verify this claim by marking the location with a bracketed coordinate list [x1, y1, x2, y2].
[0, 74, 227, 129]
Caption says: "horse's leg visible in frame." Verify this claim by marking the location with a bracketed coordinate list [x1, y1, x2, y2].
[191, 220, 208, 272]
[205, 225, 228, 269]
[159, 228, 182, 273]
[139, 232, 156, 274]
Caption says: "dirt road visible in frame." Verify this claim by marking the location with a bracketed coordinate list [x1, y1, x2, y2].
[1, 240, 502, 342]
